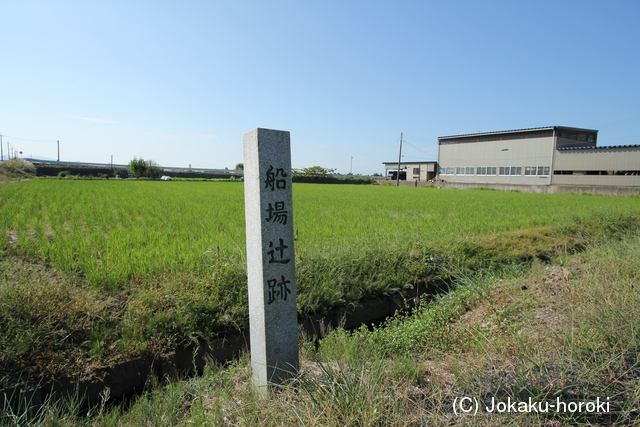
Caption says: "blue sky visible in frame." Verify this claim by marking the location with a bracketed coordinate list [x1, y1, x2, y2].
[2, 1, 640, 174]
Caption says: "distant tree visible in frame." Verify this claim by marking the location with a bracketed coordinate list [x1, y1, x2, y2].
[145, 160, 162, 179]
[235, 163, 244, 170]
[128, 157, 147, 178]
[295, 166, 336, 177]
[128, 157, 163, 179]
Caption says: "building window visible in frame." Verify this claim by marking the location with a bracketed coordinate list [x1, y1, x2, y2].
[477, 167, 497, 175]
[443, 166, 498, 176]
[500, 166, 522, 176]
[525, 166, 551, 176]
[413, 168, 420, 175]
[559, 130, 597, 143]
[453, 167, 476, 175]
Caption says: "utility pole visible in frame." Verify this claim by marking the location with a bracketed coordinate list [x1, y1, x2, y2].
[350, 156, 353, 174]
[396, 132, 403, 187]
[57, 140, 60, 162]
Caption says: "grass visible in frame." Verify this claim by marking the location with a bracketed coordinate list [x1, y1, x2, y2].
[138, 230, 633, 426]
[2, 180, 638, 292]
[1, 180, 640, 380]
[0, 159, 35, 184]
[5, 231, 639, 426]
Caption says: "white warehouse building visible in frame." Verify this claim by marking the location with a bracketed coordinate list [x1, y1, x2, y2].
[436, 126, 640, 188]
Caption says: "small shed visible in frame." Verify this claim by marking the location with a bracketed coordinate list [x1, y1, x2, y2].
[382, 161, 438, 182]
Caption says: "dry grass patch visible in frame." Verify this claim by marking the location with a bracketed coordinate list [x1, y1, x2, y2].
[424, 239, 640, 425]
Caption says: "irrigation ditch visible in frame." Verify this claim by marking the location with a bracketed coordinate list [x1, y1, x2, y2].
[4, 177, 637, 418]
[1, 280, 446, 414]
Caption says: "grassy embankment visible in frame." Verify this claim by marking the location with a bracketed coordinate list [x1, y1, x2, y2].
[0, 159, 35, 184]
[1, 179, 639, 393]
[4, 214, 640, 426]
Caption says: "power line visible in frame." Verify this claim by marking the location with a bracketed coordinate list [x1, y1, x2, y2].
[403, 141, 436, 157]
[398, 136, 438, 159]
[2, 135, 57, 143]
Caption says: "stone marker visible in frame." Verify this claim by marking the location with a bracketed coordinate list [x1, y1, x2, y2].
[243, 128, 298, 392]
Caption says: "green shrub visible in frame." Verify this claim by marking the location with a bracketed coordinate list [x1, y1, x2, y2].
[128, 157, 163, 179]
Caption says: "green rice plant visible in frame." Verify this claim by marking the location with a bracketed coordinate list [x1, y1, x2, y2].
[2, 180, 640, 378]
[4, 232, 640, 426]
[0, 180, 247, 291]
[2, 180, 639, 295]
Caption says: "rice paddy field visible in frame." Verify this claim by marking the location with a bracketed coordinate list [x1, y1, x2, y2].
[1, 179, 640, 378]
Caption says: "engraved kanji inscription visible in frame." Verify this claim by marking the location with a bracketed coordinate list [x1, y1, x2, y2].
[265, 201, 288, 224]
[267, 238, 291, 264]
[264, 165, 287, 191]
[267, 275, 292, 304]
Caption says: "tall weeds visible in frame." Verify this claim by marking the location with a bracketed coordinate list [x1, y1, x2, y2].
[2, 181, 640, 414]
[3, 231, 640, 425]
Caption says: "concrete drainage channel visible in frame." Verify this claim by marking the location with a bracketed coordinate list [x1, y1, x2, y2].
[1, 283, 444, 414]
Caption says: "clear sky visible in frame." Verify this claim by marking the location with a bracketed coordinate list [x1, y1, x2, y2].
[2, 1, 640, 174]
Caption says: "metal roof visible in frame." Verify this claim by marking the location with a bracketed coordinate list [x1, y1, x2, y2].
[557, 144, 640, 151]
[438, 126, 598, 140]
[382, 161, 436, 165]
